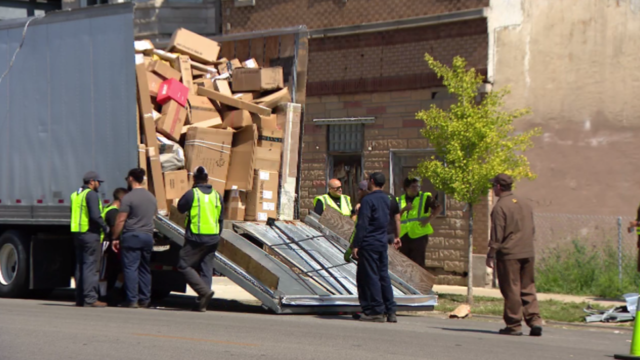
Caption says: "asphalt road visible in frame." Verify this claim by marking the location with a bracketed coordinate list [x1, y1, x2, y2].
[0, 294, 631, 360]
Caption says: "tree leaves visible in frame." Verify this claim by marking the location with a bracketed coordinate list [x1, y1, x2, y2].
[414, 54, 541, 206]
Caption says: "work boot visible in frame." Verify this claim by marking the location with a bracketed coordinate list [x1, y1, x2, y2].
[529, 325, 543, 337]
[119, 302, 139, 309]
[359, 314, 385, 323]
[84, 300, 107, 308]
[352, 313, 362, 320]
[138, 301, 151, 309]
[498, 327, 523, 336]
[387, 313, 398, 323]
[195, 291, 214, 312]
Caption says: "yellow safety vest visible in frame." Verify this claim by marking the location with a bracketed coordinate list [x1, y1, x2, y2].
[398, 192, 433, 239]
[70, 188, 102, 233]
[188, 188, 221, 235]
[100, 205, 118, 242]
[313, 194, 352, 216]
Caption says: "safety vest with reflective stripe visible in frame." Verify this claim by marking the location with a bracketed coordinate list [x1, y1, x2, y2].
[70, 188, 102, 233]
[313, 194, 352, 216]
[188, 188, 221, 235]
[100, 205, 118, 242]
[398, 192, 433, 239]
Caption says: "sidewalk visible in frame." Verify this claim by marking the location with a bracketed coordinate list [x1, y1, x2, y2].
[433, 285, 626, 307]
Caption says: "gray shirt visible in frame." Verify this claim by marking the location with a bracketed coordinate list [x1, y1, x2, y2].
[120, 188, 157, 235]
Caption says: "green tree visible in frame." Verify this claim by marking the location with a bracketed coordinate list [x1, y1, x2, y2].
[414, 54, 541, 304]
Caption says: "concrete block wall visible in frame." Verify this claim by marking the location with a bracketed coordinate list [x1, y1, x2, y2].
[221, 0, 489, 34]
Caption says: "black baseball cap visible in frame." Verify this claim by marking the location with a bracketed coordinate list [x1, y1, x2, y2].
[83, 171, 104, 183]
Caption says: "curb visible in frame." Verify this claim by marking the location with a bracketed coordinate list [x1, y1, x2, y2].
[465, 313, 633, 332]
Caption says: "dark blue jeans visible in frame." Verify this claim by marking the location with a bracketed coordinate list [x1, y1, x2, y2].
[121, 232, 153, 304]
[356, 247, 397, 316]
[74, 233, 101, 305]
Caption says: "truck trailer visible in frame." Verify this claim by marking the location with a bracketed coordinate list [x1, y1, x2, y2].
[0, 3, 436, 314]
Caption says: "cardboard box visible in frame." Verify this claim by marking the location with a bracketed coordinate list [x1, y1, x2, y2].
[254, 147, 281, 172]
[255, 114, 279, 130]
[147, 146, 168, 215]
[181, 117, 223, 133]
[164, 170, 190, 200]
[193, 78, 214, 90]
[158, 100, 187, 142]
[167, 28, 221, 64]
[198, 87, 272, 116]
[188, 94, 221, 125]
[214, 80, 232, 96]
[258, 127, 284, 152]
[232, 67, 283, 92]
[242, 58, 258, 68]
[184, 127, 233, 196]
[147, 71, 165, 97]
[135, 64, 158, 149]
[225, 125, 257, 191]
[157, 78, 189, 107]
[229, 59, 242, 71]
[177, 55, 196, 95]
[253, 88, 291, 109]
[245, 170, 279, 221]
[222, 110, 253, 129]
[276, 103, 302, 220]
[224, 190, 246, 221]
[149, 60, 181, 81]
[138, 144, 148, 189]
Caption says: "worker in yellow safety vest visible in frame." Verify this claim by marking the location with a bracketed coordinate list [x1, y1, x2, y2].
[397, 178, 439, 269]
[70, 171, 109, 308]
[177, 166, 223, 312]
[99, 187, 129, 305]
[313, 178, 353, 217]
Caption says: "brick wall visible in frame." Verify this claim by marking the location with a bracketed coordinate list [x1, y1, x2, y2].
[303, 89, 490, 285]
[222, 0, 489, 34]
[307, 19, 488, 96]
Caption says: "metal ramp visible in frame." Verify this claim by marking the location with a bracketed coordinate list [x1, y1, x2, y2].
[155, 216, 437, 314]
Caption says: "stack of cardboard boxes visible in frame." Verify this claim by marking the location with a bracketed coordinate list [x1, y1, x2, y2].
[134, 28, 291, 221]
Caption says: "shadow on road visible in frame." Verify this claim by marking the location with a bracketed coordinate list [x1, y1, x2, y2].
[31, 288, 269, 314]
[440, 327, 497, 335]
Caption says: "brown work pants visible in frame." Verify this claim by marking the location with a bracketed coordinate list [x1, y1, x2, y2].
[496, 257, 542, 331]
[399, 234, 428, 269]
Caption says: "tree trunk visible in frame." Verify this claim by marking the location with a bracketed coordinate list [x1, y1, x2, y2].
[467, 203, 474, 305]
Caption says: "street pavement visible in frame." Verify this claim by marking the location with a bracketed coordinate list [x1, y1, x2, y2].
[0, 293, 631, 360]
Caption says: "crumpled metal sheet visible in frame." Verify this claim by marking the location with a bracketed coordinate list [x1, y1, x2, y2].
[584, 305, 634, 323]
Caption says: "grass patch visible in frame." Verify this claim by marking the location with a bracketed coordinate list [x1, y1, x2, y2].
[436, 293, 611, 323]
[536, 240, 640, 299]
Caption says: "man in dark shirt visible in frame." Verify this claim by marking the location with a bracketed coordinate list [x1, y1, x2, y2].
[351, 172, 397, 323]
[177, 166, 224, 312]
[100, 187, 128, 304]
[72, 171, 110, 307]
[111, 168, 157, 308]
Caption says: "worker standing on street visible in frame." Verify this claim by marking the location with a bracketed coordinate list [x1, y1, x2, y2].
[176, 166, 223, 312]
[486, 174, 542, 336]
[397, 178, 438, 268]
[351, 172, 397, 323]
[313, 179, 353, 217]
[99, 187, 128, 304]
[111, 168, 157, 308]
[70, 171, 109, 308]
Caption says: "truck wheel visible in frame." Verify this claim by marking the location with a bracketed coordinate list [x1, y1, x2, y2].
[0, 231, 29, 298]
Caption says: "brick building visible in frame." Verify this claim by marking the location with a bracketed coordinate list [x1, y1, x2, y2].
[222, 0, 493, 286]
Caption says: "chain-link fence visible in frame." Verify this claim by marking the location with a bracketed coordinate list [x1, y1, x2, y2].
[534, 213, 639, 296]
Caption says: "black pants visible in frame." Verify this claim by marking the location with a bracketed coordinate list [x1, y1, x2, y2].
[74, 233, 101, 305]
[356, 247, 396, 316]
[121, 232, 153, 304]
[399, 234, 429, 269]
[177, 240, 218, 296]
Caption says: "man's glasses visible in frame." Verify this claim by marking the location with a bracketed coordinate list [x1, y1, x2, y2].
[330, 186, 342, 190]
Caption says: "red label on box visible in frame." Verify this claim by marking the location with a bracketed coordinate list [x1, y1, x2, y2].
[157, 78, 189, 107]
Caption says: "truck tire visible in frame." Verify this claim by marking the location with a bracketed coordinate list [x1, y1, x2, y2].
[0, 231, 29, 298]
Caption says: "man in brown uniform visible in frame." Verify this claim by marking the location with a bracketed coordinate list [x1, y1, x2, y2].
[486, 174, 543, 337]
